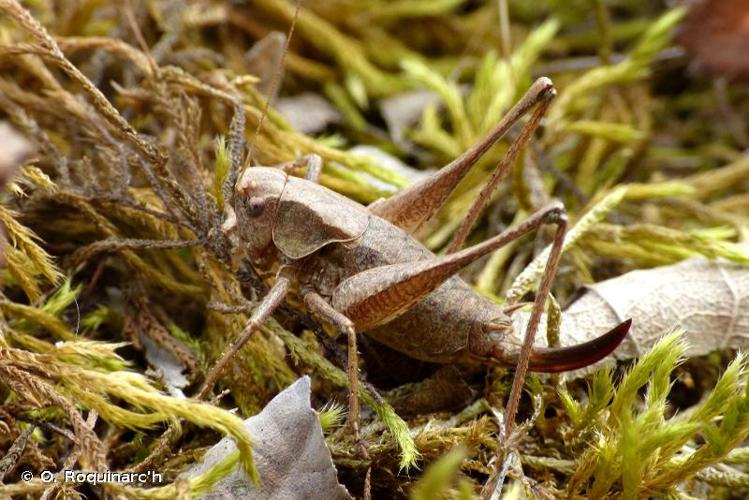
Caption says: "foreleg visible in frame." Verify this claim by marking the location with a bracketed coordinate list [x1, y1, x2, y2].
[198, 276, 291, 398]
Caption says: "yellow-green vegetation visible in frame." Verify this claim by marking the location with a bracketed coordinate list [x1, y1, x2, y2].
[1, 0, 749, 498]
[559, 332, 749, 497]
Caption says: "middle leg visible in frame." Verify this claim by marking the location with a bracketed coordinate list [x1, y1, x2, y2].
[303, 289, 369, 458]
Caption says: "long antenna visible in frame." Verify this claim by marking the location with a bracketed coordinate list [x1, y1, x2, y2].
[243, 0, 302, 169]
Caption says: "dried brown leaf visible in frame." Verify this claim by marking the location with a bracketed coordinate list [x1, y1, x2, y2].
[245, 31, 287, 100]
[182, 376, 351, 500]
[514, 258, 749, 363]
[679, 0, 749, 80]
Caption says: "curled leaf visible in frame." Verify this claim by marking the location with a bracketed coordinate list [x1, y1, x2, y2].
[514, 257, 749, 364]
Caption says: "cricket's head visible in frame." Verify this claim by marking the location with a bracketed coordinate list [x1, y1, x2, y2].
[233, 166, 287, 259]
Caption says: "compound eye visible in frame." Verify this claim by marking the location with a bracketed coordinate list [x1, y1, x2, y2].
[247, 197, 265, 217]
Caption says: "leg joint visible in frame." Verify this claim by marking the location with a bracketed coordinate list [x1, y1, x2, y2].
[543, 201, 567, 225]
[340, 317, 356, 336]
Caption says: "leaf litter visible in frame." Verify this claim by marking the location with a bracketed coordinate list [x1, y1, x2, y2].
[181, 376, 351, 500]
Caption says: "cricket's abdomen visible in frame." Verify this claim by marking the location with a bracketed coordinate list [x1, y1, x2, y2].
[304, 215, 510, 363]
[366, 279, 504, 363]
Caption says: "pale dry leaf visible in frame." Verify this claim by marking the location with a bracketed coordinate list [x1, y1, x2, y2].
[0, 122, 34, 266]
[379, 89, 442, 146]
[378, 83, 472, 154]
[141, 335, 189, 398]
[182, 376, 351, 500]
[513, 258, 749, 364]
[0, 121, 33, 187]
[347, 145, 434, 193]
[277, 93, 343, 134]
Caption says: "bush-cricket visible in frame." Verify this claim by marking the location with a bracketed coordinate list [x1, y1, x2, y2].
[201, 77, 631, 453]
